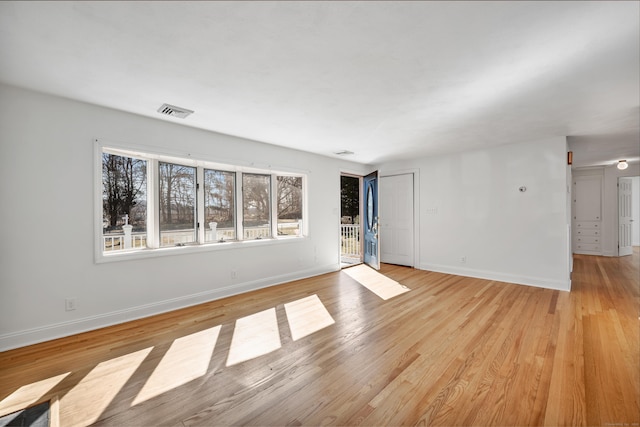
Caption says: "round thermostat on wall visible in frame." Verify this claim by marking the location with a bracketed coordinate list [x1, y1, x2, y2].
[519, 186, 527, 192]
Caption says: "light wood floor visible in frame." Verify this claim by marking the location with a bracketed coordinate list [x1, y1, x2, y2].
[1, 249, 638, 426]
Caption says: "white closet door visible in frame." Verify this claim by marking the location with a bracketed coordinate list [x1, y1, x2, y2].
[380, 174, 414, 266]
[574, 176, 602, 221]
[619, 177, 633, 256]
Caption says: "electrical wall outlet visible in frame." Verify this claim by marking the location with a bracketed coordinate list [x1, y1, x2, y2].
[231, 270, 238, 280]
[65, 298, 77, 311]
[460, 256, 467, 264]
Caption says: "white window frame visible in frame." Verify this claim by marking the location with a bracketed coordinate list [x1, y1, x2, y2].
[94, 139, 308, 264]
[240, 172, 272, 240]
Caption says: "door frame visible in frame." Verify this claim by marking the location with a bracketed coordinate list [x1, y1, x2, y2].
[618, 175, 639, 256]
[380, 168, 420, 269]
[363, 171, 380, 269]
[340, 172, 364, 267]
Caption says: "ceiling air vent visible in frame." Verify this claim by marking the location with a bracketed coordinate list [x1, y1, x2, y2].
[157, 103, 194, 119]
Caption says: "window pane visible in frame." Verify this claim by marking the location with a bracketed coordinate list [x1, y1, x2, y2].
[204, 169, 236, 242]
[102, 153, 147, 252]
[159, 162, 196, 246]
[242, 173, 271, 239]
[277, 176, 303, 236]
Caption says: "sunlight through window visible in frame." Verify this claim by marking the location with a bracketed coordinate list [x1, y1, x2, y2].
[343, 265, 411, 300]
[133, 326, 220, 406]
[226, 308, 281, 367]
[62, 347, 152, 424]
[284, 295, 335, 341]
[0, 372, 69, 413]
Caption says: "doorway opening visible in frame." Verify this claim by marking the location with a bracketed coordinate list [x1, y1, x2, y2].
[340, 174, 362, 267]
[618, 175, 640, 256]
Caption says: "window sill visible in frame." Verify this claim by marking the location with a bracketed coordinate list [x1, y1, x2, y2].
[96, 235, 308, 264]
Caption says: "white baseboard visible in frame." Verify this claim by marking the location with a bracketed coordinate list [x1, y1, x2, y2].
[0, 263, 339, 352]
[418, 263, 570, 292]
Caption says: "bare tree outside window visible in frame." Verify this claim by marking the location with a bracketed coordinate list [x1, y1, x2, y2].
[243, 173, 271, 239]
[277, 176, 303, 235]
[102, 153, 147, 250]
[204, 169, 235, 241]
[100, 146, 306, 256]
[159, 162, 196, 246]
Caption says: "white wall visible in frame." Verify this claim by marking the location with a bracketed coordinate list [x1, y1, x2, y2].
[379, 137, 571, 291]
[633, 176, 640, 246]
[0, 84, 369, 351]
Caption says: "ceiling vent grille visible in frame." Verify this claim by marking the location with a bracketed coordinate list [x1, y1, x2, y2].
[157, 103, 194, 119]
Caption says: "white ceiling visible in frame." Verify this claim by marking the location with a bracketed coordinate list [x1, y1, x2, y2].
[1, 1, 638, 165]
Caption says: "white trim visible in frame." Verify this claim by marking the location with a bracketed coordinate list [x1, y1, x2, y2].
[197, 167, 205, 243]
[98, 234, 308, 264]
[616, 173, 640, 256]
[0, 263, 339, 352]
[419, 263, 570, 292]
[148, 159, 159, 248]
[94, 139, 104, 262]
[236, 171, 244, 240]
[271, 174, 278, 238]
[302, 174, 309, 237]
[338, 171, 365, 266]
[340, 168, 370, 178]
[379, 167, 420, 178]
[379, 168, 420, 269]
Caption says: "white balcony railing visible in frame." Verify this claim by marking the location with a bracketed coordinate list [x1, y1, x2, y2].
[340, 224, 360, 259]
[103, 222, 302, 252]
[103, 233, 146, 251]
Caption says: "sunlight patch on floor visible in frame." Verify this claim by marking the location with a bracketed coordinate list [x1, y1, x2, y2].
[343, 264, 410, 300]
[227, 308, 281, 367]
[0, 372, 69, 416]
[133, 326, 220, 406]
[0, 299, 338, 421]
[63, 347, 152, 423]
[284, 294, 335, 341]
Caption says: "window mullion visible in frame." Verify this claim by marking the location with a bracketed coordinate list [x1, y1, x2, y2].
[236, 172, 244, 240]
[271, 174, 277, 238]
[303, 175, 308, 236]
[147, 159, 160, 249]
[196, 167, 205, 243]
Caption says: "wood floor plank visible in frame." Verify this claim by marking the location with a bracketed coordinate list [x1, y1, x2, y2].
[1, 248, 638, 426]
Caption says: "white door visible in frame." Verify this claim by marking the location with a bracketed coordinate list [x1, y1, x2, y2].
[380, 174, 414, 266]
[619, 177, 633, 256]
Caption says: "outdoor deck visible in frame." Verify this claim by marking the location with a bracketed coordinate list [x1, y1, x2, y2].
[340, 224, 361, 266]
